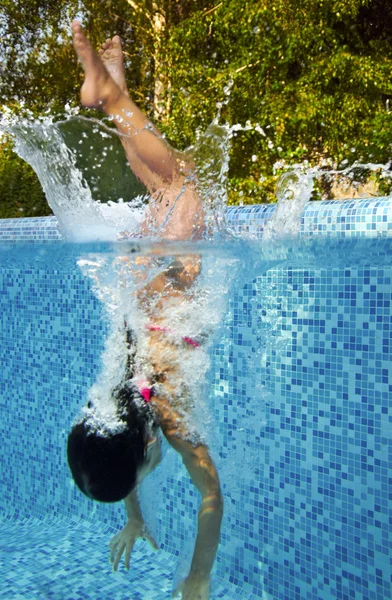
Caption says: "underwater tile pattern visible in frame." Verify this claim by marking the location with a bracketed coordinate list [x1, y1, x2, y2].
[0, 517, 247, 599]
[0, 517, 175, 600]
[212, 265, 392, 600]
[0, 198, 392, 600]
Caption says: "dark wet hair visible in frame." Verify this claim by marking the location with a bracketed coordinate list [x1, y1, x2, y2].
[67, 384, 151, 503]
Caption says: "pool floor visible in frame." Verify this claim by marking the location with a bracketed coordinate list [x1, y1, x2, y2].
[0, 518, 251, 599]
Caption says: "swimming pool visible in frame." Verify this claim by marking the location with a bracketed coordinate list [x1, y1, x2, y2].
[0, 198, 391, 599]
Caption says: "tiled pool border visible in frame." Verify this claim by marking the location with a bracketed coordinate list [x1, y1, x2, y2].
[0, 197, 391, 243]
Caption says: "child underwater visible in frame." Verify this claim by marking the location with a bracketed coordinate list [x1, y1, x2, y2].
[66, 21, 223, 600]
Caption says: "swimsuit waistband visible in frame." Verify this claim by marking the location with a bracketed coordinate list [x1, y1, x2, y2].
[146, 324, 200, 348]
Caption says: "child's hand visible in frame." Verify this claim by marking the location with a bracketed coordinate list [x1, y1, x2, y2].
[109, 519, 158, 571]
[172, 573, 210, 600]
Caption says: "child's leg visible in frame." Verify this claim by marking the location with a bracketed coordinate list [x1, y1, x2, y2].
[98, 36, 129, 97]
[72, 21, 204, 240]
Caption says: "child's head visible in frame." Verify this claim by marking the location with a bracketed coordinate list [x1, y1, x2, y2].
[67, 384, 154, 503]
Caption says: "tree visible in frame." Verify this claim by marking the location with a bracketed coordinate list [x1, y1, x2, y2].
[0, 139, 50, 218]
[0, 0, 391, 215]
[162, 0, 392, 202]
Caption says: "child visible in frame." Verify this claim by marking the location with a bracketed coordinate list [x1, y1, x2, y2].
[67, 21, 222, 600]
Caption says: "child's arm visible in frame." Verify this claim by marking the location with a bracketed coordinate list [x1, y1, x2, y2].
[109, 488, 158, 571]
[164, 433, 223, 600]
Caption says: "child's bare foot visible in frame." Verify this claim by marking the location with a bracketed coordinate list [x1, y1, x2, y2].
[99, 37, 129, 96]
[72, 21, 123, 110]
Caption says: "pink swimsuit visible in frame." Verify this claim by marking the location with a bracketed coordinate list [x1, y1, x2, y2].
[146, 324, 200, 348]
[137, 325, 200, 402]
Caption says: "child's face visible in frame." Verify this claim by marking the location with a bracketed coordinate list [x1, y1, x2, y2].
[136, 434, 162, 485]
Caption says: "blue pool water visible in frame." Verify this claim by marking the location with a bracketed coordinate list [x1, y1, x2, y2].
[0, 198, 391, 600]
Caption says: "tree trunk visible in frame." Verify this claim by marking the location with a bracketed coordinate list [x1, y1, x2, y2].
[152, 2, 170, 121]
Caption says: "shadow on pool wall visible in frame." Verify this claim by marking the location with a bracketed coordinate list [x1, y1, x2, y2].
[0, 198, 391, 600]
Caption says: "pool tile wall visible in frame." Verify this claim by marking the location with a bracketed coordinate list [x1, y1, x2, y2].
[0, 199, 391, 600]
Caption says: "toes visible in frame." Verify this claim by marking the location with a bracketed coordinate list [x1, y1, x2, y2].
[100, 39, 112, 52]
[98, 36, 121, 53]
[71, 20, 82, 33]
[112, 36, 122, 50]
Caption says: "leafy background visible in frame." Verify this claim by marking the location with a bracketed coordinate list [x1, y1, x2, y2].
[0, 0, 391, 217]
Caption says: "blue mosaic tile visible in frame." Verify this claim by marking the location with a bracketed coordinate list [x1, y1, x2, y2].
[0, 216, 61, 243]
[0, 197, 391, 244]
[0, 517, 252, 599]
[0, 200, 391, 599]
[225, 197, 392, 239]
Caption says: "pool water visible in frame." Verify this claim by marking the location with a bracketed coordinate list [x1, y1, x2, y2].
[0, 199, 391, 599]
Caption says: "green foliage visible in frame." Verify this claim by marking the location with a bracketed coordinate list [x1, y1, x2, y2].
[58, 118, 147, 203]
[0, 0, 392, 210]
[162, 0, 392, 202]
[0, 140, 51, 218]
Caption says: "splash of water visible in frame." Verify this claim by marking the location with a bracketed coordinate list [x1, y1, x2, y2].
[3, 113, 237, 242]
[189, 122, 232, 237]
[8, 117, 117, 241]
[262, 158, 392, 242]
[262, 168, 316, 240]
